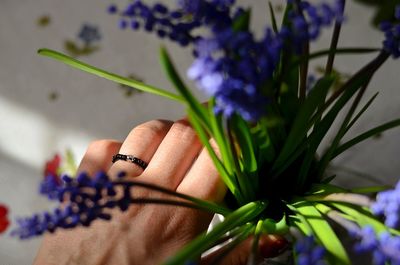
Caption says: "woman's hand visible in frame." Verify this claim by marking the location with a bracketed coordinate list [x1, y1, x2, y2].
[34, 119, 286, 265]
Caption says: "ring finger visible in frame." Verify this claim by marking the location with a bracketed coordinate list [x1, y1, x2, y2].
[108, 119, 173, 178]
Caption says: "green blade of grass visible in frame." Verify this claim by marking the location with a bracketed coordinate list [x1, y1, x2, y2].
[291, 47, 380, 69]
[164, 201, 267, 265]
[294, 202, 350, 264]
[330, 202, 400, 236]
[208, 99, 235, 176]
[268, 2, 279, 33]
[187, 109, 242, 203]
[332, 118, 400, 159]
[159, 46, 210, 128]
[344, 92, 379, 135]
[38, 48, 183, 102]
[272, 76, 334, 172]
[231, 115, 258, 174]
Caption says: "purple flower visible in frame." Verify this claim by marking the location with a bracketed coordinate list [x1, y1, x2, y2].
[107, 4, 118, 14]
[109, 0, 345, 121]
[371, 180, 400, 229]
[285, 0, 345, 51]
[379, 5, 400, 58]
[353, 226, 400, 265]
[295, 236, 326, 265]
[39, 174, 62, 200]
[12, 172, 131, 239]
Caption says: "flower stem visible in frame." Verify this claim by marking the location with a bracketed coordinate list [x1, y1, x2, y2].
[115, 180, 231, 216]
[325, 0, 346, 75]
[164, 201, 267, 265]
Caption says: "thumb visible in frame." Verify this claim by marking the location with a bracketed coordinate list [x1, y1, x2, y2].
[201, 234, 288, 265]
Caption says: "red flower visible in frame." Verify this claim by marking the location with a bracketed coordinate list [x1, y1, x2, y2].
[44, 154, 61, 181]
[0, 204, 10, 233]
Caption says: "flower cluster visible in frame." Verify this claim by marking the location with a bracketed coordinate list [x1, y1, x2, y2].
[109, 1, 194, 46]
[353, 226, 400, 265]
[13, 171, 132, 239]
[371, 180, 400, 229]
[109, 0, 344, 121]
[40, 154, 62, 199]
[286, 0, 345, 49]
[294, 235, 326, 265]
[380, 6, 400, 58]
[108, 0, 240, 45]
[188, 0, 343, 120]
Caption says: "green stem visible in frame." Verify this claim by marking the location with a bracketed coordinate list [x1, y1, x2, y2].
[325, 0, 346, 75]
[38, 48, 184, 103]
[164, 201, 267, 265]
[294, 0, 309, 101]
[116, 180, 231, 216]
[248, 220, 264, 265]
[207, 224, 255, 265]
[290, 47, 380, 69]
[317, 77, 372, 180]
[227, 120, 254, 203]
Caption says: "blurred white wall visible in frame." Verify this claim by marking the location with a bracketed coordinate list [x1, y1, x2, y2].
[0, 0, 399, 263]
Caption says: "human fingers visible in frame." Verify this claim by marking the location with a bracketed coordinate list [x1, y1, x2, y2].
[177, 139, 226, 203]
[139, 119, 202, 189]
[78, 139, 122, 176]
[108, 119, 173, 178]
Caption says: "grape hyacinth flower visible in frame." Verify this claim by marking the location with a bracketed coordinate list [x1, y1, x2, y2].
[371, 180, 400, 229]
[380, 5, 400, 58]
[13, 171, 200, 239]
[295, 235, 326, 265]
[78, 24, 102, 45]
[187, 0, 343, 120]
[108, 0, 345, 121]
[40, 154, 62, 199]
[12, 172, 129, 239]
[286, 0, 345, 49]
[353, 226, 400, 265]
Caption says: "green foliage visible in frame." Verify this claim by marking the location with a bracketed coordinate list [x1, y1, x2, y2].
[37, 1, 400, 264]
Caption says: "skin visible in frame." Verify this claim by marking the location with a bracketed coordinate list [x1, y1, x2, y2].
[34, 119, 286, 265]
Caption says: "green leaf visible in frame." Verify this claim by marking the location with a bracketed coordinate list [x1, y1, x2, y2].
[38, 48, 183, 102]
[208, 99, 234, 176]
[344, 92, 379, 134]
[332, 118, 400, 159]
[268, 2, 279, 33]
[330, 202, 400, 236]
[307, 183, 346, 196]
[58, 149, 78, 176]
[231, 115, 258, 174]
[187, 109, 242, 203]
[272, 76, 334, 173]
[159, 46, 210, 128]
[291, 47, 380, 69]
[251, 122, 276, 165]
[164, 201, 267, 265]
[230, 115, 259, 198]
[294, 202, 350, 264]
[233, 8, 251, 32]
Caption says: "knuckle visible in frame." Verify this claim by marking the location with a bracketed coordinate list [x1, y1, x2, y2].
[170, 119, 197, 141]
[86, 139, 118, 153]
[131, 119, 173, 139]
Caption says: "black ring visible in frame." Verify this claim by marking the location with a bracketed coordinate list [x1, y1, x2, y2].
[112, 154, 148, 170]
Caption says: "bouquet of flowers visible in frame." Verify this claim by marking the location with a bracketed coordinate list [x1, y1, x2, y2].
[9, 0, 400, 264]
